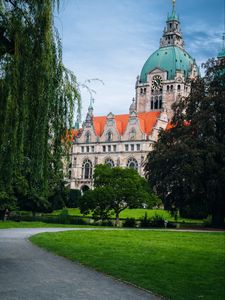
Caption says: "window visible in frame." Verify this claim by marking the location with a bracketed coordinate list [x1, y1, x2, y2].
[108, 145, 111, 152]
[151, 96, 154, 109]
[170, 85, 173, 90]
[127, 158, 138, 171]
[105, 158, 114, 168]
[129, 128, 136, 140]
[86, 146, 89, 153]
[178, 84, 181, 91]
[113, 145, 117, 152]
[82, 160, 92, 179]
[85, 131, 91, 143]
[81, 146, 84, 153]
[106, 131, 113, 142]
[154, 96, 159, 109]
[103, 145, 106, 152]
[167, 85, 170, 91]
[91, 146, 95, 152]
[136, 144, 140, 151]
[159, 96, 162, 109]
[131, 144, 134, 151]
[125, 144, 129, 151]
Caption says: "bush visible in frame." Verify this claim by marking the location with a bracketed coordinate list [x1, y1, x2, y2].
[140, 213, 165, 228]
[150, 214, 165, 227]
[140, 213, 152, 228]
[123, 218, 136, 228]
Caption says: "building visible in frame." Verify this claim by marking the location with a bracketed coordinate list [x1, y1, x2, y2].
[69, 0, 199, 192]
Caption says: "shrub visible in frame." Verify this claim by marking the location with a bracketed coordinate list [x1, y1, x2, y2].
[123, 218, 136, 228]
[150, 214, 165, 227]
[140, 213, 152, 228]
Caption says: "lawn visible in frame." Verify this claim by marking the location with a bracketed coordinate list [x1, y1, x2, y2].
[0, 221, 92, 229]
[30, 230, 225, 300]
[51, 208, 203, 223]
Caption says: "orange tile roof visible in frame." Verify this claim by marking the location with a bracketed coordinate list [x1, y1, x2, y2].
[138, 112, 161, 135]
[93, 116, 107, 136]
[92, 111, 160, 137]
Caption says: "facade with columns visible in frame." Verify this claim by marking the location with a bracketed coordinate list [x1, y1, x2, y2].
[69, 1, 199, 192]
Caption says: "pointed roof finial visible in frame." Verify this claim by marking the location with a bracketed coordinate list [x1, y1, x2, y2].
[218, 32, 225, 58]
[172, 0, 176, 13]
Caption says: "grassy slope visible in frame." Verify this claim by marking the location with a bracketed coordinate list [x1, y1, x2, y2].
[30, 230, 225, 300]
[0, 221, 92, 229]
[52, 208, 203, 223]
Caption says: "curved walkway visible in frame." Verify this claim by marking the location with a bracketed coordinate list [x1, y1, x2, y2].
[0, 228, 160, 300]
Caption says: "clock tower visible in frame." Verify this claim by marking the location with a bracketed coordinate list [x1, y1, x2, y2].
[135, 0, 199, 119]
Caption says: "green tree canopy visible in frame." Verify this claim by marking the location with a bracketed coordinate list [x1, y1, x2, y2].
[0, 0, 80, 216]
[144, 58, 225, 227]
[79, 164, 160, 225]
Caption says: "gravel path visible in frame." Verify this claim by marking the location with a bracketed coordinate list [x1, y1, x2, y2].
[0, 228, 160, 300]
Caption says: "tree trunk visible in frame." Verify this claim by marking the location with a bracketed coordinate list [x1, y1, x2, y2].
[115, 212, 120, 227]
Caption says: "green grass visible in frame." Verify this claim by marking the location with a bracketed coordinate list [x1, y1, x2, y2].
[51, 208, 203, 223]
[30, 230, 225, 300]
[0, 221, 92, 229]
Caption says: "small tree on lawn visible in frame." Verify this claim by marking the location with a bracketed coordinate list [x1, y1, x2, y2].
[79, 164, 158, 226]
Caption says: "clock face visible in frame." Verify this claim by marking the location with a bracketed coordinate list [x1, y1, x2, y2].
[152, 75, 162, 90]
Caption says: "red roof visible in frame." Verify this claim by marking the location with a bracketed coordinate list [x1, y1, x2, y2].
[93, 111, 160, 137]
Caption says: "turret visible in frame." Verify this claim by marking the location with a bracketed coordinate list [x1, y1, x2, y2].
[160, 0, 184, 49]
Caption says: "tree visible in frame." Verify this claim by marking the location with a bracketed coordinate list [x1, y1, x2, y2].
[79, 164, 158, 225]
[0, 1, 80, 214]
[145, 58, 225, 227]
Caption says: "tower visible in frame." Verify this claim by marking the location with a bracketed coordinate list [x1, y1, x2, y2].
[136, 0, 199, 119]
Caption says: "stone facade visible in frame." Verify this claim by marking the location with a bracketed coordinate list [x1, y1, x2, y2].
[68, 1, 199, 192]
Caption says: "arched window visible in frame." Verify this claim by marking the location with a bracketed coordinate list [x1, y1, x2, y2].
[127, 158, 138, 171]
[154, 96, 159, 109]
[106, 131, 113, 142]
[151, 96, 154, 109]
[177, 84, 181, 91]
[129, 128, 136, 140]
[85, 131, 91, 143]
[105, 158, 114, 168]
[159, 96, 162, 109]
[82, 159, 92, 179]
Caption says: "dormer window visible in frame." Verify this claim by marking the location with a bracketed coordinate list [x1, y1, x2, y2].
[85, 131, 91, 143]
[106, 131, 113, 142]
[129, 128, 136, 140]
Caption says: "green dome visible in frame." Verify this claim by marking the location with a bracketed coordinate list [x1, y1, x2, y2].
[140, 46, 197, 83]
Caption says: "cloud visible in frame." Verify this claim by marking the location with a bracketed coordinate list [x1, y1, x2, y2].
[57, 0, 223, 121]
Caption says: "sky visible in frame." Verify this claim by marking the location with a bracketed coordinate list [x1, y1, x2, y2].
[55, 0, 225, 121]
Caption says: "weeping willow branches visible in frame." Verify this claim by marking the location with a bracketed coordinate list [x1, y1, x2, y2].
[0, 0, 80, 211]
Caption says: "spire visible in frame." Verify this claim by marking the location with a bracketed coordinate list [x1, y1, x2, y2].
[218, 33, 225, 58]
[218, 1, 225, 59]
[168, 0, 179, 21]
[85, 98, 94, 128]
[172, 0, 176, 14]
[129, 97, 137, 114]
[160, 0, 184, 49]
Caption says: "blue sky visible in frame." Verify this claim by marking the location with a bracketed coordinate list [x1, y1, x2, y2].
[55, 0, 224, 119]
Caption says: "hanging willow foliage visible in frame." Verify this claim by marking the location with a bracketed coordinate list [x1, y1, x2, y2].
[0, 0, 81, 212]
